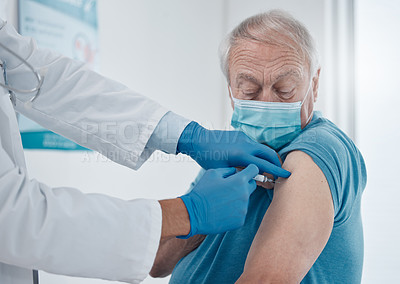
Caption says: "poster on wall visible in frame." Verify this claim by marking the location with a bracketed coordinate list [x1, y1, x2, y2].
[18, 0, 99, 150]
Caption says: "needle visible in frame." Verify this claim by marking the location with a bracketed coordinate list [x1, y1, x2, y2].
[253, 174, 280, 184]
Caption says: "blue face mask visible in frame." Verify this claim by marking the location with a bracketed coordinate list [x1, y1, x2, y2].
[231, 80, 313, 151]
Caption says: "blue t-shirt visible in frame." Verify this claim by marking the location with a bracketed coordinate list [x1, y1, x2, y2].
[170, 111, 367, 284]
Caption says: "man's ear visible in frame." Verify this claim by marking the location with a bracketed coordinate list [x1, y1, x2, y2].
[313, 68, 321, 103]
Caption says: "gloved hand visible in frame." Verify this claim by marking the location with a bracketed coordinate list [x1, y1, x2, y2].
[177, 164, 258, 239]
[177, 121, 291, 178]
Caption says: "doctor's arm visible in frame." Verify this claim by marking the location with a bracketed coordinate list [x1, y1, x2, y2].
[0, 20, 290, 178]
[150, 235, 206, 277]
[0, 148, 257, 282]
[0, 142, 163, 283]
[236, 151, 334, 283]
[0, 19, 177, 170]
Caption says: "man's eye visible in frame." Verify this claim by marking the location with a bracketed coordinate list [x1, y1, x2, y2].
[242, 89, 260, 97]
[276, 88, 294, 98]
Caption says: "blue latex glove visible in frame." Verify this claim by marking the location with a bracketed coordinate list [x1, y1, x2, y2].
[177, 121, 291, 178]
[178, 164, 259, 239]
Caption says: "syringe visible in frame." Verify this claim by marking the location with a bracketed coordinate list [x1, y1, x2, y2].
[253, 174, 280, 184]
[235, 168, 280, 184]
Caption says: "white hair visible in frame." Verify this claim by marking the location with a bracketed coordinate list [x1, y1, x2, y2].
[219, 10, 320, 82]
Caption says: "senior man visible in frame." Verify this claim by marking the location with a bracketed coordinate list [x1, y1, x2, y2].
[149, 10, 367, 284]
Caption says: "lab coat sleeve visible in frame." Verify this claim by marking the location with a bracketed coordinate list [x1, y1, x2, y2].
[0, 19, 188, 170]
[145, 111, 191, 154]
[0, 140, 162, 283]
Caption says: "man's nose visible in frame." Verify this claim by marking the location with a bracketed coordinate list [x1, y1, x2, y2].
[259, 88, 274, 102]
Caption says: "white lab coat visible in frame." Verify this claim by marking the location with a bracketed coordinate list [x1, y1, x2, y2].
[0, 20, 171, 283]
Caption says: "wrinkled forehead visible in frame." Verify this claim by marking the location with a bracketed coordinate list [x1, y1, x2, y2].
[228, 39, 310, 85]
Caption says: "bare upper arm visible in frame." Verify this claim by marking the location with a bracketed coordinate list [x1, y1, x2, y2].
[237, 150, 334, 283]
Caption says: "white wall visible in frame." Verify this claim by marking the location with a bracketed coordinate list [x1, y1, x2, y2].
[356, 0, 400, 283]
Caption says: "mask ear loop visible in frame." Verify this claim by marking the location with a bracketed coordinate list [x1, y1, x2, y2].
[228, 85, 233, 99]
[300, 79, 313, 105]
[228, 85, 237, 109]
[301, 77, 315, 126]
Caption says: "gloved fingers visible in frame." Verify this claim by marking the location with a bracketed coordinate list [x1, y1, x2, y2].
[232, 164, 259, 182]
[247, 178, 257, 194]
[245, 156, 291, 178]
[252, 144, 282, 167]
[214, 167, 237, 178]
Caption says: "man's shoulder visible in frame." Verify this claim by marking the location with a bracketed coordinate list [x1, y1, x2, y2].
[280, 112, 366, 223]
[281, 112, 356, 159]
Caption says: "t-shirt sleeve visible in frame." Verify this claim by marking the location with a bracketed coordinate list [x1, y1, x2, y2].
[279, 126, 366, 226]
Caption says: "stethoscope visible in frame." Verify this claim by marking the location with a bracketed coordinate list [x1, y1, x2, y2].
[0, 41, 44, 105]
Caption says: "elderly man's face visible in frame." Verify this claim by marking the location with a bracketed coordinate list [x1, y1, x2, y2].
[228, 40, 320, 128]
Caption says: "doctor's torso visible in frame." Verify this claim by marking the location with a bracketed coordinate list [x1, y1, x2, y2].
[0, 85, 35, 283]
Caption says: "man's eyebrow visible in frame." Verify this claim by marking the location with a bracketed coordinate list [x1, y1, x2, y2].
[272, 69, 302, 82]
[236, 73, 261, 86]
